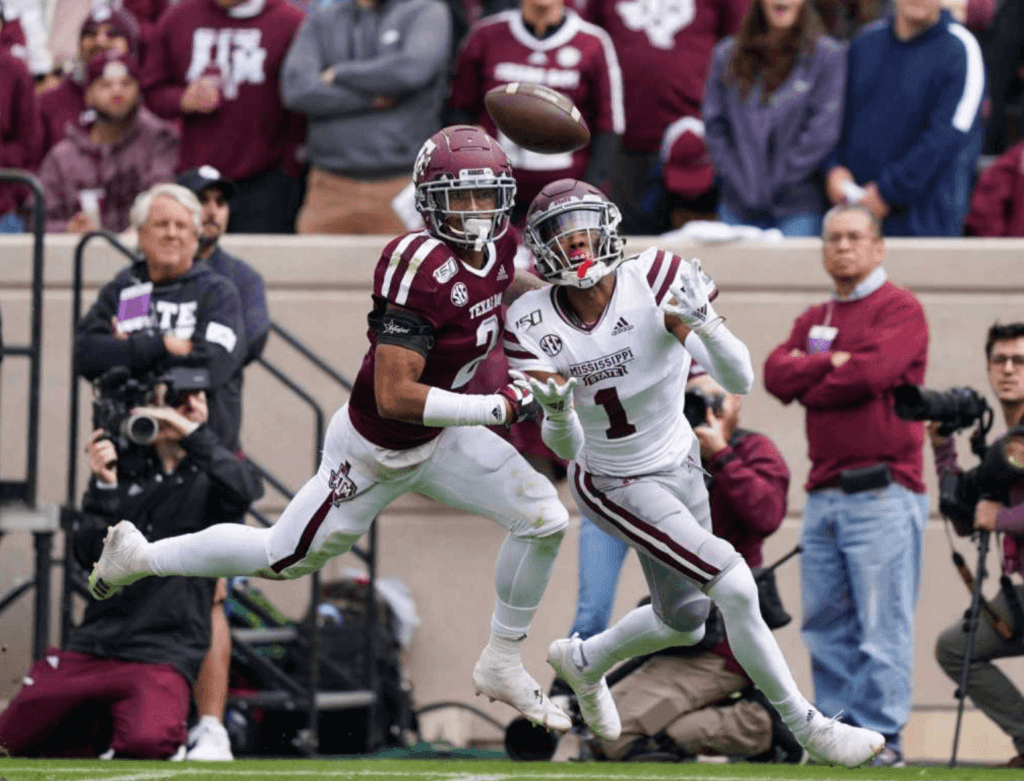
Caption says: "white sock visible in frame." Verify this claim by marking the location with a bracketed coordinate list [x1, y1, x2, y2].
[708, 565, 813, 731]
[491, 532, 562, 638]
[579, 605, 700, 680]
[149, 523, 271, 577]
[485, 633, 524, 667]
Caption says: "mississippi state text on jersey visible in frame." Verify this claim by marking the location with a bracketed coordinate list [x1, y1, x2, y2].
[347, 230, 519, 450]
[504, 248, 697, 476]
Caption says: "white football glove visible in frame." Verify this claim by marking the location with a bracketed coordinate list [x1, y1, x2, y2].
[661, 259, 722, 334]
[511, 370, 578, 421]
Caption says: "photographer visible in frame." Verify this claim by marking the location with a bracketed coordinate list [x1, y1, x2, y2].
[0, 373, 263, 758]
[75, 182, 247, 451]
[587, 370, 796, 762]
[932, 322, 1024, 769]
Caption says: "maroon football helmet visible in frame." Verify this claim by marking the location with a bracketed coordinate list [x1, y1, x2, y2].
[525, 179, 624, 289]
[413, 125, 517, 249]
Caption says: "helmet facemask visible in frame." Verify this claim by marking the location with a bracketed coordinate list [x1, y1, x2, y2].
[526, 198, 625, 289]
[417, 172, 516, 251]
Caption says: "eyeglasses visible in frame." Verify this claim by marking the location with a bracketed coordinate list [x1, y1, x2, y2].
[989, 354, 1024, 369]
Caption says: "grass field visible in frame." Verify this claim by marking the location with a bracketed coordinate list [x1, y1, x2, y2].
[2, 757, 1023, 781]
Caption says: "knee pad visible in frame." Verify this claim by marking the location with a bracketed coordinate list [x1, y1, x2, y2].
[657, 594, 711, 634]
[271, 530, 363, 580]
[512, 499, 569, 541]
[708, 562, 759, 617]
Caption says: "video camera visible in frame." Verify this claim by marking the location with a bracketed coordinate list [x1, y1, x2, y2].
[895, 383, 1024, 535]
[684, 387, 724, 429]
[92, 365, 210, 448]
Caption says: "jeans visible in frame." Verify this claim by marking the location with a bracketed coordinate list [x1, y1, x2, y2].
[569, 514, 629, 640]
[718, 202, 821, 237]
[0, 212, 26, 233]
[800, 484, 929, 746]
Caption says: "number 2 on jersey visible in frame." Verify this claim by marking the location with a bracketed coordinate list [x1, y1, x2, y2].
[452, 315, 500, 389]
[594, 387, 636, 439]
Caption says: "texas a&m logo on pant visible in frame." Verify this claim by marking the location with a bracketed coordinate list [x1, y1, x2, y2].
[329, 460, 358, 505]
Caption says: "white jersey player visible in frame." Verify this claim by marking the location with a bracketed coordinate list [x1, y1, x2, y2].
[503, 178, 886, 768]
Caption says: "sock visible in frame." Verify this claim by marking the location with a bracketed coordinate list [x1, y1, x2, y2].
[579, 605, 700, 681]
[491, 532, 562, 639]
[708, 565, 813, 732]
[485, 634, 524, 667]
[149, 523, 271, 577]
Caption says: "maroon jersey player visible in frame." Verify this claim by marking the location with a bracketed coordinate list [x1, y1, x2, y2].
[86, 125, 573, 733]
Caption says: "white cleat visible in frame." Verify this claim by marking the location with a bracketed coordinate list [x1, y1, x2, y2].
[796, 709, 885, 768]
[186, 717, 234, 761]
[473, 645, 572, 732]
[546, 635, 621, 741]
[88, 520, 151, 600]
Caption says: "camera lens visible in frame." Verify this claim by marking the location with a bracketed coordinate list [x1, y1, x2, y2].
[123, 413, 159, 445]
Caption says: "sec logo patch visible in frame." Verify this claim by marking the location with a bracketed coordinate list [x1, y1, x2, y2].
[540, 334, 563, 356]
[451, 282, 469, 307]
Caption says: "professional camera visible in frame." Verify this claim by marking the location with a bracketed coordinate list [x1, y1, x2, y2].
[684, 388, 724, 429]
[92, 365, 211, 447]
[893, 384, 991, 436]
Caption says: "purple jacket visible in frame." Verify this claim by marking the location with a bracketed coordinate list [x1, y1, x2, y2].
[702, 34, 846, 220]
[37, 107, 179, 233]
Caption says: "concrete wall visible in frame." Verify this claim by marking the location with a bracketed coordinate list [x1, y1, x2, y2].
[1, 233, 1023, 760]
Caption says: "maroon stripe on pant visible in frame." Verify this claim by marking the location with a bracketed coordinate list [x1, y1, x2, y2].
[572, 464, 718, 585]
[270, 493, 333, 574]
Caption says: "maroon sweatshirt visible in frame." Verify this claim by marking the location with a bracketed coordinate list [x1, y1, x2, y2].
[140, 0, 306, 180]
[964, 140, 1024, 237]
[763, 280, 928, 494]
[0, 51, 41, 215]
[37, 77, 88, 160]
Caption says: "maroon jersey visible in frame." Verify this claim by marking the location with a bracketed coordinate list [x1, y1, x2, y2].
[37, 77, 87, 160]
[582, 0, 746, 153]
[448, 9, 624, 210]
[140, 0, 306, 180]
[0, 51, 40, 215]
[347, 230, 519, 450]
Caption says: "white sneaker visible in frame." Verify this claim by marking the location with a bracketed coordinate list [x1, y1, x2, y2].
[473, 645, 572, 732]
[546, 636, 621, 741]
[88, 520, 150, 600]
[796, 709, 884, 768]
[186, 717, 233, 761]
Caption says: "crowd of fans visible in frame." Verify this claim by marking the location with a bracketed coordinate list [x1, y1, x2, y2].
[0, 0, 1021, 237]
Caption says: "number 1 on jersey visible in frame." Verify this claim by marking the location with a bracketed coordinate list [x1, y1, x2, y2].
[594, 387, 636, 439]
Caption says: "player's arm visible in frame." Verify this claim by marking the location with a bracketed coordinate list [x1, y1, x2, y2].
[520, 369, 584, 461]
[504, 268, 547, 306]
[371, 304, 531, 426]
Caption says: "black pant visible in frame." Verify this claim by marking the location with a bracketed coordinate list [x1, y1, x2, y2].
[228, 168, 305, 234]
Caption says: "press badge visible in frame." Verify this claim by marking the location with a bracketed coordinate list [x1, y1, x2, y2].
[807, 324, 838, 354]
[117, 282, 153, 333]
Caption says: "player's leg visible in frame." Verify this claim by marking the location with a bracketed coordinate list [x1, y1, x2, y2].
[88, 405, 399, 598]
[416, 425, 571, 731]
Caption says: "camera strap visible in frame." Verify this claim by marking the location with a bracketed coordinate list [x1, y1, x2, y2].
[1000, 574, 1024, 640]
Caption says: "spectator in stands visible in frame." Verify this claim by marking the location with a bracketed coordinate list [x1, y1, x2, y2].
[977, 0, 1022, 155]
[816, 0, 880, 39]
[446, 0, 624, 221]
[75, 183, 247, 451]
[763, 203, 930, 767]
[964, 139, 1024, 235]
[0, 15, 40, 233]
[0, 380, 262, 758]
[657, 117, 719, 231]
[703, 0, 845, 236]
[38, 50, 178, 234]
[580, 0, 746, 235]
[37, 4, 140, 160]
[140, 0, 306, 233]
[824, 0, 985, 236]
[0, 0, 54, 77]
[280, 0, 452, 235]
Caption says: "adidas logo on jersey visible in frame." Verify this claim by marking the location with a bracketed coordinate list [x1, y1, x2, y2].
[496, 266, 509, 281]
[611, 317, 633, 335]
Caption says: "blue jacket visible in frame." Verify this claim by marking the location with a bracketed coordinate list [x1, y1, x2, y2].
[703, 35, 846, 222]
[830, 10, 985, 236]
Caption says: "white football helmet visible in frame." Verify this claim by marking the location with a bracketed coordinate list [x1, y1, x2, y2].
[524, 179, 625, 289]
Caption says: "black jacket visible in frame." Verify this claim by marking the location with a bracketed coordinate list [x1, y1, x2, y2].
[68, 425, 264, 684]
[76, 259, 247, 450]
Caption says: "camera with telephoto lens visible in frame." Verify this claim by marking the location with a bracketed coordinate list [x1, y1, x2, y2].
[684, 388, 725, 429]
[92, 365, 211, 448]
[893, 384, 991, 437]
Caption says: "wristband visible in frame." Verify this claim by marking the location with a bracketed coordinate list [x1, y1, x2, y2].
[422, 387, 508, 427]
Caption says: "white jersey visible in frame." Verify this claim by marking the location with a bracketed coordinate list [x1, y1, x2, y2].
[505, 248, 696, 477]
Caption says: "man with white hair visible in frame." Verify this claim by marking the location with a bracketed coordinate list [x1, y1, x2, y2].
[75, 182, 246, 450]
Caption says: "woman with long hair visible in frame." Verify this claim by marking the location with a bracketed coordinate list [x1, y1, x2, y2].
[702, 0, 846, 235]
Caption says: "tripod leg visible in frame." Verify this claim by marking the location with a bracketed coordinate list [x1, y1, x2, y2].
[949, 531, 990, 768]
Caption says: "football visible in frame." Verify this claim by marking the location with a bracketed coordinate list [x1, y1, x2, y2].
[484, 82, 591, 154]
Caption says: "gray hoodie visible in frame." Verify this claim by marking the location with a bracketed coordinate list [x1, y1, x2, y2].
[281, 0, 452, 177]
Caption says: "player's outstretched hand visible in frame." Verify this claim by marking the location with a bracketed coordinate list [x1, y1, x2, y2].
[514, 371, 578, 421]
[498, 372, 540, 425]
[661, 259, 718, 331]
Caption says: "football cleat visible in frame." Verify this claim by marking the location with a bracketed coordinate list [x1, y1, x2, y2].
[88, 520, 151, 600]
[473, 645, 572, 732]
[546, 635, 621, 740]
[795, 709, 885, 768]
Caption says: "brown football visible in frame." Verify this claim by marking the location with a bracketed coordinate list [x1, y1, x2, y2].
[484, 82, 591, 154]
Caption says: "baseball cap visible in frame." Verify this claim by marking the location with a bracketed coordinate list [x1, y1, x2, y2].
[80, 4, 140, 51]
[84, 49, 139, 87]
[660, 116, 715, 198]
[176, 166, 236, 200]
